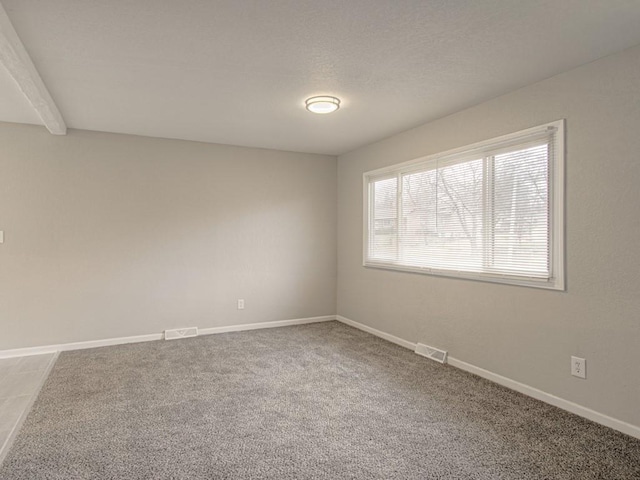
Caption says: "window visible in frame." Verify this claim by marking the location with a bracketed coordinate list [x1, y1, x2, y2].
[364, 120, 564, 289]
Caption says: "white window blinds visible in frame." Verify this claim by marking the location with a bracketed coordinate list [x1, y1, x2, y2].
[364, 121, 564, 289]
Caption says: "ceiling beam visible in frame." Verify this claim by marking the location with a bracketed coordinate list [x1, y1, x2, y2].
[0, 2, 66, 135]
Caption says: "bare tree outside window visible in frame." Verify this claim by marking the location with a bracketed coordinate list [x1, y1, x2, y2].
[401, 160, 483, 270]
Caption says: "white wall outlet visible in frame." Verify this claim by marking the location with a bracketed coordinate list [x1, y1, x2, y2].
[571, 356, 586, 379]
[237, 299, 245, 310]
[0, 230, 4, 243]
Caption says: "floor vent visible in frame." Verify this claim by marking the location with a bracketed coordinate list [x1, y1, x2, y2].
[415, 343, 448, 364]
[164, 327, 199, 341]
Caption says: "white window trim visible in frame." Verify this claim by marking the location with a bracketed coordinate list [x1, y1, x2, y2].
[362, 120, 565, 290]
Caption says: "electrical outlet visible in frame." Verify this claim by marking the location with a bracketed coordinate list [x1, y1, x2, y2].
[571, 356, 586, 379]
[237, 299, 245, 310]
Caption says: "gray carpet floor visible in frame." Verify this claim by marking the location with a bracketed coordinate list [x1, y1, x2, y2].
[1, 321, 639, 479]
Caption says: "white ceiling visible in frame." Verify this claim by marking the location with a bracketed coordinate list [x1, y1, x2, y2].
[2, 0, 640, 155]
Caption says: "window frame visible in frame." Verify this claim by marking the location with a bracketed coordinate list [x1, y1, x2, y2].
[362, 120, 565, 290]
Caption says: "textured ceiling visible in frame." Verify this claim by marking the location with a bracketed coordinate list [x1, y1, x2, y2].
[2, 0, 640, 155]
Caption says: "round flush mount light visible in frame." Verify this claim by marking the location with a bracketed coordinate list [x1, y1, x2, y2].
[305, 95, 340, 114]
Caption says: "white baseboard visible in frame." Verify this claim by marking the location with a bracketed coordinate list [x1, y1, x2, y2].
[447, 357, 640, 440]
[336, 315, 416, 350]
[335, 314, 640, 440]
[0, 315, 336, 359]
[0, 333, 164, 359]
[199, 315, 335, 336]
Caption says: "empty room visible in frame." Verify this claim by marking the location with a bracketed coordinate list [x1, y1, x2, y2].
[1, 1, 640, 478]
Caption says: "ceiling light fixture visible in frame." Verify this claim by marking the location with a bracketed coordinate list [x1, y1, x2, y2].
[305, 96, 340, 114]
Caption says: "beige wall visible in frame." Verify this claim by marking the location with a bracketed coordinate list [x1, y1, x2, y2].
[0, 125, 337, 350]
[337, 45, 640, 427]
